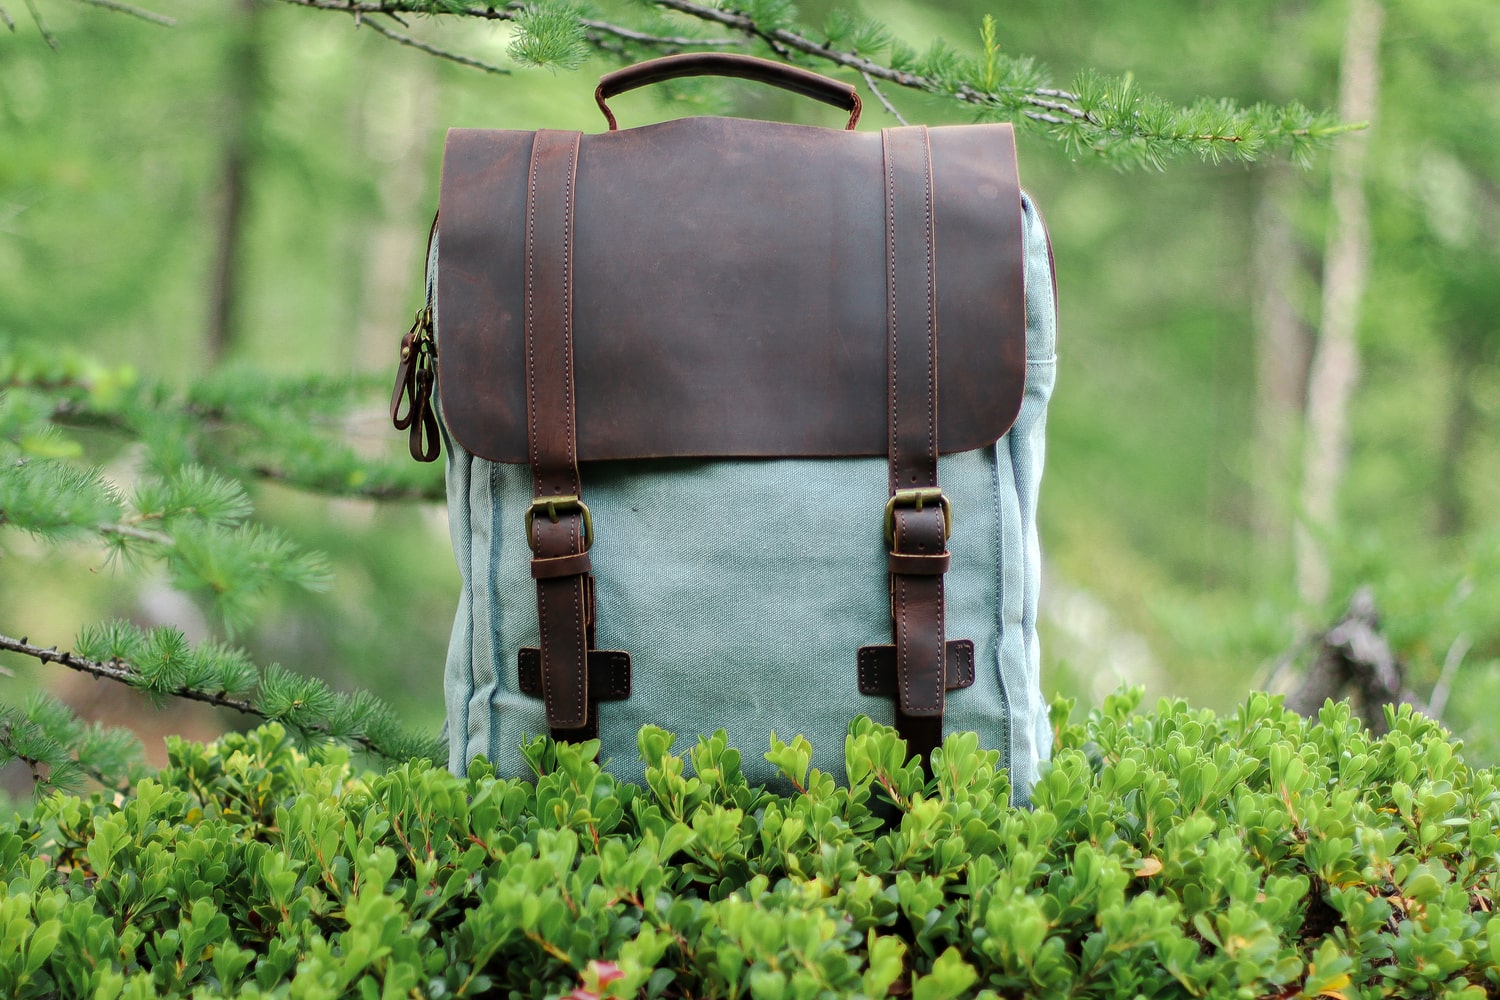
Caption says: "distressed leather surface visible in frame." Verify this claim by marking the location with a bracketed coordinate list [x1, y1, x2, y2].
[435, 116, 1025, 464]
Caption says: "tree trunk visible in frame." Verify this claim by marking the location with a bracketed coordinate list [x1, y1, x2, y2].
[1433, 345, 1477, 536]
[1295, 0, 1384, 610]
[205, 0, 267, 366]
[1250, 165, 1311, 573]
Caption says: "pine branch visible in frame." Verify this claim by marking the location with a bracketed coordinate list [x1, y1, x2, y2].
[15, 367, 444, 503]
[268, 0, 1353, 166]
[859, 70, 907, 127]
[0, 693, 138, 796]
[0, 720, 47, 787]
[0, 629, 442, 763]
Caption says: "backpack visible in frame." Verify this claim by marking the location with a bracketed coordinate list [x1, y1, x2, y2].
[391, 53, 1058, 803]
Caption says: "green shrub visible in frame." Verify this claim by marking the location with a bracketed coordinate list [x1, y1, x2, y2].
[2, 691, 1498, 999]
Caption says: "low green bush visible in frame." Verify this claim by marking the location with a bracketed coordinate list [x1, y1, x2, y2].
[2, 691, 1498, 999]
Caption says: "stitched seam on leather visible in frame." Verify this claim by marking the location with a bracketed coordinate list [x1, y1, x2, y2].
[858, 648, 878, 694]
[525, 136, 541, 479]
[920, 131, 943, 715]
[884, 129, 899, 495]
[567, 519, 583, 724]
[921, 127, 936, 480]
[562, 134, 584, 728]
[562, 132, 580, 498]
[896, 517, 912, 711]
[526, 142, 553, 718]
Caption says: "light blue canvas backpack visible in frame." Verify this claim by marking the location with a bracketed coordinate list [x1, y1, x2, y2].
[392, 54, 1057, 803]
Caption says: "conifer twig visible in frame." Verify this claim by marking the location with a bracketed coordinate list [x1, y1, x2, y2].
[644, 0, 1091, 124]
[0, 722, 46, 785]
[362, 14, 511, 74]
[23, 0, 57, 48]
[860, 70, 907, 126]
[579, 16, 736, 49]
[0, 631, 427, 760]
[72, 0, 175, 27]
[271, 0, 1348, 165]
[250, 464, 441, 501]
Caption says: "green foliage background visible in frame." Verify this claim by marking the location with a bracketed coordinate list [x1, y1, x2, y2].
[1, 0, 1498, 781]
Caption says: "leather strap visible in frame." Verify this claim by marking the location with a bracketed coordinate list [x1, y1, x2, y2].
[858, 640, 974, 697]
[524, 129, 597, 737]
[874, 125, 950, 768]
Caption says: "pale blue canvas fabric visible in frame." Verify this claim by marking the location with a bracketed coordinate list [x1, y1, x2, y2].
[438, 194, 1057, 803]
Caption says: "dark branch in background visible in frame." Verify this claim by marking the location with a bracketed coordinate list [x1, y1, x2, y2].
[23, 0, 58, 48]
[43, 389, 445, 503]
[1283, 588, 1429, 735]
[361, 13, 511, 74]
[260, 0, 1358, 165]
[277, 0, 1097, 124]
[0, 632, 429, 760]
[73, 0, 175, 27]
[579, 15, 737, 49]
[61, 0, 1356, 163]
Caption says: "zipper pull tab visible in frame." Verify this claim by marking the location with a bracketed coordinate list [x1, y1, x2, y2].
[390, 308, 440, 462]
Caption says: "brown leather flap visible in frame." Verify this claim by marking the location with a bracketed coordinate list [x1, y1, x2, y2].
[436, 117, 1025, 463]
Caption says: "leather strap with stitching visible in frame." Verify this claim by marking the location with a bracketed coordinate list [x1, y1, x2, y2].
[523, 129, 602, 738]
[861, 124, 952, 769]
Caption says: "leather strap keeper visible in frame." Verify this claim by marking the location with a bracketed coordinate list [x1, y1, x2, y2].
[888, 551, 951, 575]
[531, 551, 594, 580]
[518, 648, 632, 702]
[858, 640, 974, 697]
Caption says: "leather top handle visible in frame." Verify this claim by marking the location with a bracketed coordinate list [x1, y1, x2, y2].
[596, 53, 862, 131]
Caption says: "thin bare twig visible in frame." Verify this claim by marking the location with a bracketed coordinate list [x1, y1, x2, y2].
[363, 14, 510, 74]
[581, 16, 737, 49]
[23, 0, 58, 49]
[1, 4, 16, 32]
[98, 522, 174, 546]
[860, 70, 907, 126]
[72, 0, 175, 27]
[1427, 633, 1471, 722]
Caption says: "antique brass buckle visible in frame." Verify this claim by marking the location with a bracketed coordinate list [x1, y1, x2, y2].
[526, 495, 594, 551]
[883, 487, 952, 546]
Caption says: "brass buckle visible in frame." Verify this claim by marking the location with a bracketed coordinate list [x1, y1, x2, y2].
[526, 495, 593, 551]
[884, 488, 952, 546]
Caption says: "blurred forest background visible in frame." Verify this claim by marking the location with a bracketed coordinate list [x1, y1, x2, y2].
[2, 0, 1497, 778]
